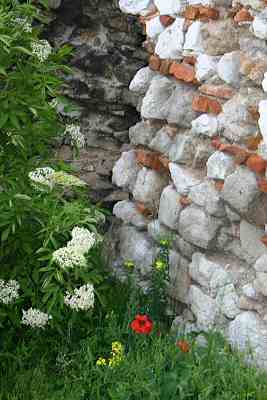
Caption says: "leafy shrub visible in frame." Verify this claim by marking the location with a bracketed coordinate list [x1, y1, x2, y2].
[0, 0, 106, 337]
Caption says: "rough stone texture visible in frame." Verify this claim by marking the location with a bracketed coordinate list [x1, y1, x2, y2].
[112, 150, 140, 191]
[133, 167, 168, 207]
[178, 205, 223, 249]
[106, 0, 267, 369]
[158, 185, 182, 230]
[222, 167, 260, 216]
[113, 200, 149, 229]
[206, 151, 235, 180]
[228, 312, 267, 369]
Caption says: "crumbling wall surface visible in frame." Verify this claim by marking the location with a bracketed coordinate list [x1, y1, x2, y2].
[47, 0, 146, 203]
[111, 0, 267, 367]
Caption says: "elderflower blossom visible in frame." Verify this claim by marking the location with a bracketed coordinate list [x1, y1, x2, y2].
[52, 246, 87, 270]
[0, 280, 20, 305]
[22, 308, 52, 329]
[67, 227, 96, 254]
[31, 40, 52, 62]
[50, 171, 87, 188]
[14, 17, 32, 33]
[28, 167, 55, 190]
[64, 124, 85, 149]
[64, 283, 94, 311]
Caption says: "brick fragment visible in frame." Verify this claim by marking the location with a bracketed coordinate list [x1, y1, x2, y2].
[169, 62, 196, 83]
[192, 95, 222, 114]
[246, 154, 266, 174]
[149, 55, 161, 71]
[234, 8, 254, 23]
[199, 84, 235, 99]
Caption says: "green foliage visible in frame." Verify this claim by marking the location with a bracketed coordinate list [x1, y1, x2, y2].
[0, 0, 107, 336]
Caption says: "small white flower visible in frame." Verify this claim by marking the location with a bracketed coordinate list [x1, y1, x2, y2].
[52, 246, 87, 270]
[22, 308, 52, 329]
[49, 98, 59, 109]
[28, 167, 55, 190]
[64, 124, 85, 149]
[0, 280, 20, 304]
[64, 283, 94, 311]
[67, 227, 96, 254]
[31, 40, 52, 62]
[14, 17, 32, 33]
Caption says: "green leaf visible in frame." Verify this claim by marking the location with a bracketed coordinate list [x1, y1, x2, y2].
[12, 46, 32, 56]
[0, 67, 7, 77]
[14, 194, 31, 201]
[0, 114, 8, 129]
[1, 226, 10, 242]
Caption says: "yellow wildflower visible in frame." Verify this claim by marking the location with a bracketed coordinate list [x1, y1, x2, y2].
[154, 259, 166, 271]
[96, 357, 107, 366]
[124, 260, 135, 270]
[111, 341, 123, 355]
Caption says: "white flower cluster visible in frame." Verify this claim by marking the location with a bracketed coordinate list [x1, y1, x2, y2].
[28, 167, 55, 190]
[67, 227, 96, 254]
[22, 308, 52, 329]
[29, 168, 87, 190]
[0, 280, 20, 304]
[64, 283, 94, 311]
[52, 246, 87, 270]
[14, 17, 32, 33]
[31, 40, 52, 62]
[64, 124, 85, 149]
[50, 171, 87, 188]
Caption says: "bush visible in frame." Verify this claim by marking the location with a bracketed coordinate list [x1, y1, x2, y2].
[0, 0, 106, 338]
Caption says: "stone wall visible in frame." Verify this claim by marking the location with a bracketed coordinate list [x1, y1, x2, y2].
[110, 0, 267, 368]
[47, 0, 146, 203]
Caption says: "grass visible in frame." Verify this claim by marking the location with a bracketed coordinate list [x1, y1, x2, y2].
[1, 318, 267, 400]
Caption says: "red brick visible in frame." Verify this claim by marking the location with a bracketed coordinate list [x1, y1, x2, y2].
[192, 95, 222, 114]
[136, 149, 164, 172]
[159, 15, 175, 27]
[199, 84, 235, 99]
[234, 8, 254, 23]
[169, 62, 196, 83]
[246, 154, 266, 174]
[219, 144, 249, 164]
[258, 178, 267, 193]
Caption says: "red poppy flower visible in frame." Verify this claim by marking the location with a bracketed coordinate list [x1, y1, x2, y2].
[130, 314, 153, 335]
[176, 340, 190, 353]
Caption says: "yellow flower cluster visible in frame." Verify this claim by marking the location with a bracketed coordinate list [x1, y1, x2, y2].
[96, 341, 124, 368]
[154, 259, 166, 271]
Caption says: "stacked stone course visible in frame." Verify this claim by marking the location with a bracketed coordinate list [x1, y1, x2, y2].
[109, 0, 267, 368]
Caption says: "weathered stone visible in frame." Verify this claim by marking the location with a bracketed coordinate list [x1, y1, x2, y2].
[184, 21, 204, 55]
[129, 121, 158, 146]
[113, 200, 149, 228]
[189, 252, 231, 290]
[191, 114, 218, 137]
[146, 16, 165, 41]
[242, 284, 258, 300]
[155, 18, 185, 59]
[222, 167, 260, 215]
[169, 163, 202, 195]
[201, 20, 239, 56]
[228, 312, 267, 369]
[252, 10, 267, 40]
[178, 205, 223, 248]
[199, 84, 235, 99]
[149, 127, 173, 154]
[133, 167, 168, 207]
[169, 254, 191, 304]
[158, 185, 182, 230]
[154, 0, 187, 14]
[206, 151, 235, 180]
[189, 285, 217, 330]
[112, 151, 140, 191]
[217, 51, 241, 87]
[195, 54, 218, 82]
[141, 76, 175, 120]
[259, 100, 267, 147]
[168, 134, 193, 163]
[119, 0, 151, 14]
[119, 225, 156, 275]
[129, 67, 157, 94]
[240, 220, 267, 263]
[254, 255, 267, 273]
[254, 272, 267, 296]
[189, 180, 226, 217]
[216, 284, 240, 319]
